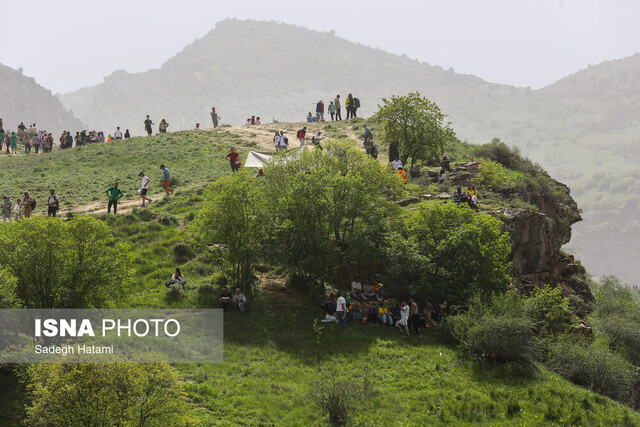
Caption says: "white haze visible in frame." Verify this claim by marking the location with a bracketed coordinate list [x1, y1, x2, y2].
[0, 0, 639, 94]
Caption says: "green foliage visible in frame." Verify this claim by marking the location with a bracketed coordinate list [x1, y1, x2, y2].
[372, 92, 455, 169]
[452, 292, 539, 369]
[165, 283, 185, 302]
[0, 216, 133, 308]
[312, 380, 353, 425]
[0, 268, 20, 308]
[547, 338, 638, 406]
[193, 171, 262, 287]
[523, 285, 577, 337]
[474, 159, 506, 190]
[386, 203, 511, 303]
[23, 362, 188, 426]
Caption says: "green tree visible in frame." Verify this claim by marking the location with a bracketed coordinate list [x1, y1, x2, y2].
[193, 170, 262, 287]
[474, 159, 506, 190]
[372, 92, 455, 169]
[23, 362, 188, 426]
[386, 203, 511, 303]
[0, 216, 133, 308]
[260, 140, 403, 288]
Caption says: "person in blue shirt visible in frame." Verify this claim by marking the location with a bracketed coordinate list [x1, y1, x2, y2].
[160, 164, 174, 195]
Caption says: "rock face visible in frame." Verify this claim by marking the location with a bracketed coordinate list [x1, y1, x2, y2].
[490, 180, 593, 301]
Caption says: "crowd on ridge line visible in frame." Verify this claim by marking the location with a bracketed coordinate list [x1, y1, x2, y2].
[307, 94, 361, 122]
[320, 277, 440, 336]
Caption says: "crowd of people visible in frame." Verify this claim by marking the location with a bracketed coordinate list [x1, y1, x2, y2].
[0, 189, 59, 222]
[307, 93, 360, 122]
[319, 278, 439, 336]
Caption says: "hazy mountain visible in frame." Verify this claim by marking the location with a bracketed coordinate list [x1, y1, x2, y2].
[57, 19, 640, 285]
[0, 64, 84, 136]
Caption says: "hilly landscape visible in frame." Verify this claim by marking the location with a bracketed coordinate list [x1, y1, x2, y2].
[55, 19, 640, 285]
[0, 64, 84, 136]
[1, 121, 640, 424]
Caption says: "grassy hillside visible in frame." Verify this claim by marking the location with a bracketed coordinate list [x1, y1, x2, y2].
[0, 63, 84, 137]
[1, 122, 639, 424]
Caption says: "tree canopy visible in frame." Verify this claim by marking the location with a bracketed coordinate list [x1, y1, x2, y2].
[372, 92, 455, 169]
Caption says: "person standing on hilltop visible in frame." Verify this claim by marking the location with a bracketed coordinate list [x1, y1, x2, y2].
[334, 95, 342, 121]
[0, 129, 4, 153]
[10, 132, 18, 155]
[114, 127, 123, 140]
[316, 100, 325, 122]
[139, 172, 152, 207]
[159, 119, 169, 134]
[345, 93, 354, 119]
[211, 107, 220, 128]
[46, 189, 59, 217]
[160, 164, 174, 195]
[22, 191, 35, 218]
[124, 129, 131, 139]
[328, 101, 336, 121]
[106, 182, 124, 214]
[2, 196, 12, 222]
[296, 126, 307, 147]
[144, 115, 153, 136]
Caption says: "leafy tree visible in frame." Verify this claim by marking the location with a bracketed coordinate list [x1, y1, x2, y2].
[474, 159, 506, 190]
[260, 140, 403, 288]
[23, 362, 188, 426]
[523, 285, 576, 337]
[372, 92, 455, 169]
[0, 268, 19, 308]
[386, 203, 511, 303]
[193, 171, 262, 287]
[0, 216, 133, 308]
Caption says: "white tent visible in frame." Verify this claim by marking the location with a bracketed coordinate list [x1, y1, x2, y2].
[244, 146, 308, 168]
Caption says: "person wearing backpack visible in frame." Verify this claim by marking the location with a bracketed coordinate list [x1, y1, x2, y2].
[353, 98, 360, 117]
[22, 191, 35, 218]
[345, 93, 354, 119]
[297, 127, 307, 147]
[279, 131, 289, 152]
[334, 95, 342, 121]
[46, 189, 59, 217]
[315, 100, 325, 122]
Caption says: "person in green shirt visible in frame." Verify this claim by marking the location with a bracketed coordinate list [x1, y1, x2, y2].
[144, 115, 153, 136]
[106, 182, 124, 214]
[10, 132, 18, 154]
[0, 131, 5, 154]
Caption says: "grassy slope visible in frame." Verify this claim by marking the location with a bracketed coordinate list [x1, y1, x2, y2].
[1, 122, 639, 425]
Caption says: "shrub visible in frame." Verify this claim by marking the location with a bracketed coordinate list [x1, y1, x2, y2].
[173, 241, 195, 263]
[165, 283, 184, 302]
[523, 285, 576, 336]
[312, 380, 353, 426]
[473, 159, 506, 190]
[547, 338, 638, 405]
[159, 214, 179, 227]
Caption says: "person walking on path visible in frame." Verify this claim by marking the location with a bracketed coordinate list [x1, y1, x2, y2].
[144, 115, 153, 136]
[211, 107, 220, 128]
[225, 148, 240, 172]
[160, 164, 174, 195]
[22, 191, 35, 218]
[2, 196, 12, 222]
[296, 127, 307, 147]
[139, 172, 152, 207]
[10, 132, 18, 155]
[106, 182, 124, 214]
[46, 189, 59, 217]
[334, 95, 342, 120]
[13, 198, 22, 220]
[278, 131, 289, 152]
[159, 119, 169, 134]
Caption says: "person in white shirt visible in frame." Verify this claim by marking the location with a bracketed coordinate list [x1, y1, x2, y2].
[234, 288, 247, 313]
[392, 157, 403, 170]
[396, 300, 410, 335]
[114, 127, 123, 139]
[139, 172, 152, 207]
[273, 131, 283, 152]
[351, 277, 365, 300]
[335, 290, 348, 330]
[278, 131, 289, 152]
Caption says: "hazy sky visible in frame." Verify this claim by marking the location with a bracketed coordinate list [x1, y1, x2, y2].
[1, 0, 638, 94]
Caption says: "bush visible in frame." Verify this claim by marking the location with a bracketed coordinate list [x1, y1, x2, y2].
[547, 338, 638, 405]
[159, 214, 179, 227]
[312, 380, 353, 426]
[473, 159, 506, 190]
[523, 285, 576, 337]
[452, 292, 539, 370]
[173, 241, 195, 263]
[165, 283, 184, 302]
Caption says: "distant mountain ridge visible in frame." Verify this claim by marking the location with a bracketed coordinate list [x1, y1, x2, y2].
[56, 19, 640, 284]
[0, 63, 84, 136]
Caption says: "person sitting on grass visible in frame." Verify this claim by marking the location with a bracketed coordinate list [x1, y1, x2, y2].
[366, 303, 377, 324]
[467, 183, 479, 209]
[438, 168, 447, 182]
[351, 276, 366, 301]
[440, 154, 451, 171]
[234, 288, 247, 313]
[350, 300, 361, 323]
[371, 280, 385, 301]
[377, 301, 393, 326]
[390, 302, 401, 324]
[323, 293, 336, 315]
[361, 280, 373, 299]
[166, 268, 187, 289]
[219, 287, 232, 313]
[452, 185, 466, 205]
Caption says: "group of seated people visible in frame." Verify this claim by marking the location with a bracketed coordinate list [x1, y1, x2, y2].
[350, 277, 384, 301]
[452, 184, 479, 209]
[245, 116, 261, 125]
[219, 286, 248, 313]
[321, 290, 439, 333]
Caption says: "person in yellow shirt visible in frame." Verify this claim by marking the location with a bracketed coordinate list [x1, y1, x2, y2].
[377, 302, 393, 325]
[467, 184, 478, 209]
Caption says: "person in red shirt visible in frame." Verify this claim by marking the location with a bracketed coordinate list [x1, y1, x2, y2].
[225, 148, 240, 173]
